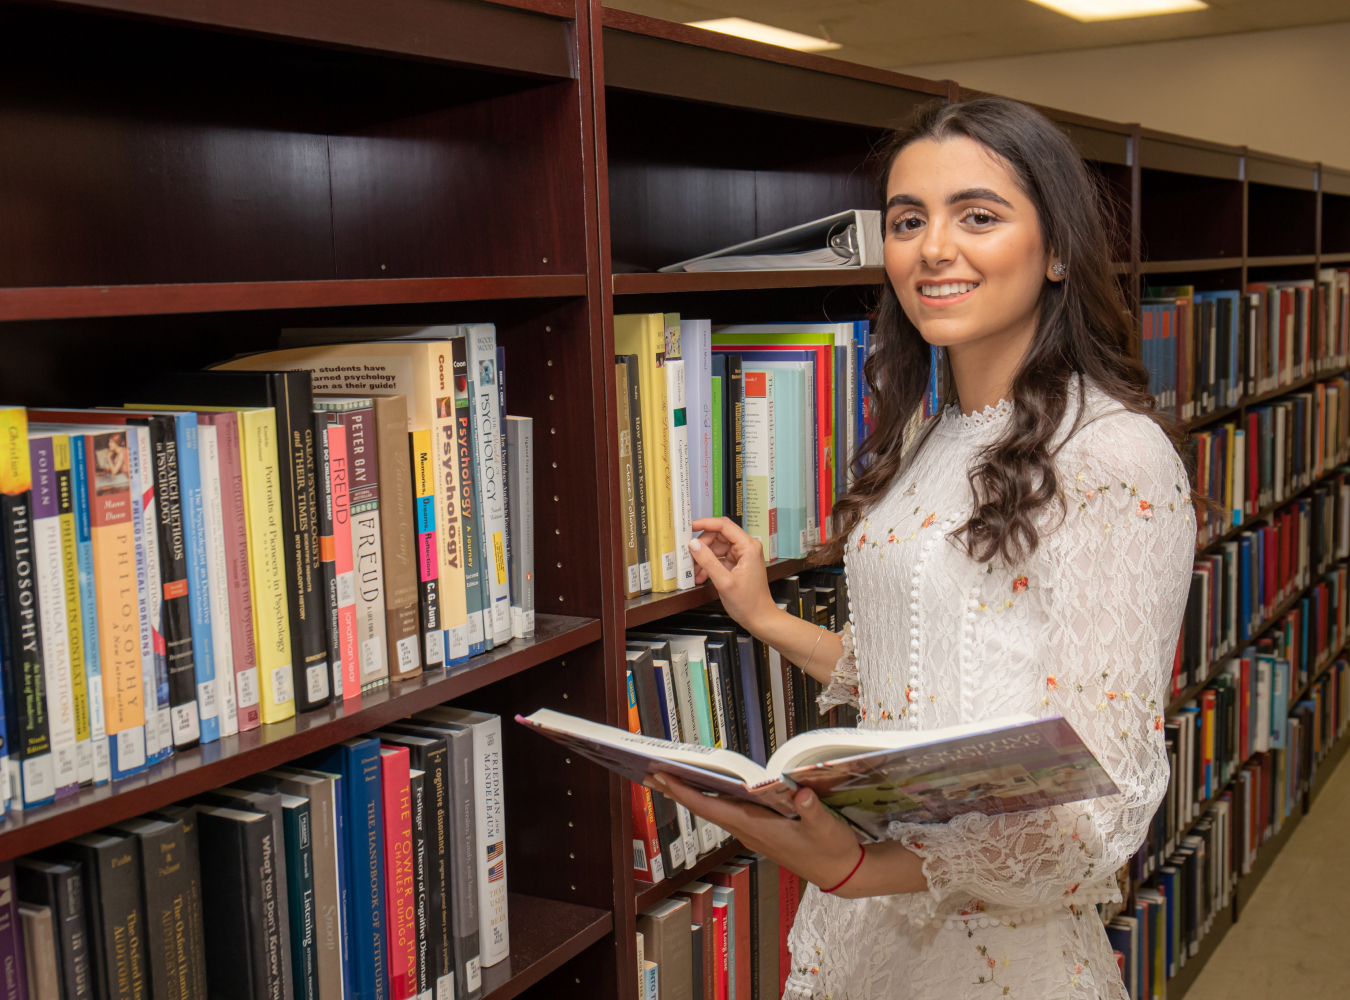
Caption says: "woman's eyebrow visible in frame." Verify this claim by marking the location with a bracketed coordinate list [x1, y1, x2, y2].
[885, 193, 924, 210]
[948, 187, 1014, 208]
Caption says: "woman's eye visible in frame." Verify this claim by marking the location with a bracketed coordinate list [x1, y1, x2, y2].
[963, 211, 997, 226]
[891, 216, 923, 234]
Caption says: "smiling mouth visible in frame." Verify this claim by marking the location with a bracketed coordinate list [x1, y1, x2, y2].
[919, 281, 979, 299]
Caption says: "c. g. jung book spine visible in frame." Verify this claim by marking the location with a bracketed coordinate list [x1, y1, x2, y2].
[410, 430, 444, 671]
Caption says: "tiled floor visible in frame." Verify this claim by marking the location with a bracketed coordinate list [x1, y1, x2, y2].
[1186, 753, 1350, 1000]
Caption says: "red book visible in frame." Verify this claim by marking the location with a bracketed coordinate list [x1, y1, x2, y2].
[705, 865, 751, 1000]
[777, 866, 799, 990]
[380, 745, 416, 1000]
[712, 898, 730, 1000]
[626, 672, 665, 883]
[1247, 411, 1259, 514]
[1239, 656, 1251, 760]
[329, 424, 360, 700]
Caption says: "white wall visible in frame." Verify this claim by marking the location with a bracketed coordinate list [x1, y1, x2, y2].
[896, 21, 1350, 171]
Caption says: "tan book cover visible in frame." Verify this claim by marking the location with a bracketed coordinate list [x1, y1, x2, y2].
[370, 395, 420, 679]
[637, 896, 692, 1000]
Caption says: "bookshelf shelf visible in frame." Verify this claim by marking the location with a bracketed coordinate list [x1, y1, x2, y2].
[0, 613, 600, 860]
[1246, 254, 1321, 268]
[634, 840, 746, 912]
[624, 559, 809, 628]
[1320, 251, 1350, 265]
[1140, 257, 1241, 274]
[0, 275, 591, 322]
[481, 893, 613, 1000]
[613, 269, 887, 296]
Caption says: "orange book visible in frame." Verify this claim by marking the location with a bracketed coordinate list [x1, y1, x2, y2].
[626, 670, 665, 883]
[380, 745, 416, 1000]
[328, 424, 360, 699]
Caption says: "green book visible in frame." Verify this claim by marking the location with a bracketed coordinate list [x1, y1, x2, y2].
[711, 376, 723, 517]
[280, 793, 319, 1000]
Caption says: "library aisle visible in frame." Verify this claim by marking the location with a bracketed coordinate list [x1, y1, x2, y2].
[1188, 759, 1350, 1000]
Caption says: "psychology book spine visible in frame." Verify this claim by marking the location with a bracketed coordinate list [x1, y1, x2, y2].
[452, 338, 486, 658]
[129, 425, 170, 767]
[462, 326, 511, 646]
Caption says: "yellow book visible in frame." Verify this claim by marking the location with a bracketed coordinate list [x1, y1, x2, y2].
[615, 313, 677, 593]
[52, 436, 93, 784]
[236, 408, 296, 724]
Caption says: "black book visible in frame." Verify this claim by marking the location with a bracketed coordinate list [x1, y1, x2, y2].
[15, 858, 93, 1000]
[137, 370, 331, 713]
[409, 768, 431, 1000]
[197, 785, 295, 998]
[196, 805, 282, 1000]
[50, 832, 149, 1000]
[1184, 573, 1204, 689]
[703, 640, 741, 755]
[0, 484, 52, 809]
[771, 578, 807, 738]
[380, 721, 481, 1000]
[689, 923, 704, 1000]
[624, 648, 683, 877]
[108, 816, 203, 1000]
[723, 354, 746, 527]
[278, 794, 318, 1000]
[127, 414, 197, 750]
[314, 411, 342, 700]
[147, 804, 208, 999]
[370, 729, 451, 1000]
[620, 354, 652, 593]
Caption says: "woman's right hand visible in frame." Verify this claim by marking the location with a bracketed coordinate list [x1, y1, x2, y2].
[687, 517, 778, 633]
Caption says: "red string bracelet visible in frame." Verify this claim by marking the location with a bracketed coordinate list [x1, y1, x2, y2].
[821, 843, 866, 894]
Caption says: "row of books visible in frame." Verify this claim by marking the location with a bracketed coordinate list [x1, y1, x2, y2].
[1190, 375, 1350, 546]
[1109, 657, 1350, 1000]
[0, 706, 508, 1000]
[0, 325, 536, 810]
[636, 856, 800, 1000]
[612, 316, 872, 598]
[625, 572, 854, 884]
[1142, 271, 1350, 421]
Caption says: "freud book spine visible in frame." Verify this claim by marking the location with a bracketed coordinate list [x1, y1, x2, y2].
[410, 430, 443, 671]
[338, 402, 390, 693]
[326, 424, 359, 700]
[372, 396, 421, 680]
[505, 417, 533, 639]
[452, 339, 486, 658]
[28, 434, 78, 798]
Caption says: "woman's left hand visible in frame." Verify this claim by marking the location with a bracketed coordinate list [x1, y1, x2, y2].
[644, 773, 863, 890]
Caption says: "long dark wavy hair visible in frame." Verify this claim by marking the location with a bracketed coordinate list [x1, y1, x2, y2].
[817, 96, 1183, 567]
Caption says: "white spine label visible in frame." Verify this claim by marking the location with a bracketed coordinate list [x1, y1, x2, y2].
[172, 702, 201, 744]
[396, 635, 421, 672]
[306, 663, 330, 702]
[236, 668, 260, 708]
[271, 665, 294, 705]
[196, 680, 219, 720]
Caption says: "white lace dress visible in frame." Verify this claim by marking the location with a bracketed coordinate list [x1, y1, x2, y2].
[784, 383, 1195, 1000]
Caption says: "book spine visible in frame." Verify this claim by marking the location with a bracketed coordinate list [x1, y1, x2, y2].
[60, 864, 94, 999]
[274, 375, 331, 715]
[175, 416, 220, 746]
[468, 719, 508, 967]
[0, 862, 29, 999]
[416, 747, 451, 1000]
[711, 374, 724, 519]
[665, 317, 696, 592]
[349, 743, 388, 1000]
[616, 362, 641, 600]
[140, 418, 200, 750]
[505, 418, 533, 639]
[616, 316, 674, 592]
[381, 748, 415, 1000]
[209, 413, 262, 732]
[428, 347, 468, 668]
[444, 729, 482, 1000]
[725, 355, 745, 529]
[372, 397, 421, 680]
[624, 356, 652, 594]
[344, 406, 389, 693]
[197, 425, 238, 739]
[314, 413, 342, 701]
[496, 348, 512, 651]
[453, 338, 486, 658]
[67, 436, 110, 785]
[626, 672, 665, 884]
[100, 837, 150, 1000]
[284, 801, 319, 1000]
[29, 435, 78, 799]
[133, 822, 189, 1000]
[409, 770, 431, 1000]
[199, 813, 271, 1000]
[410, 431, 444, 671]
[463, 327, 511, 646]
[742, 372, 776, 562]
[130, 426, 170, 767]
[326, 424, 359, 700]
[237, 410, 296, 725]
[51, 437, 94, 787]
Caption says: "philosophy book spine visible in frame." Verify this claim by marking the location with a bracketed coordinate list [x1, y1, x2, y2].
[66, 434, 110, 785]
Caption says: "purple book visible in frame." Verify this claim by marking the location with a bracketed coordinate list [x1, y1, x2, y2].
[517, 710, 1119, 841]
[0, 860, 30, 1000]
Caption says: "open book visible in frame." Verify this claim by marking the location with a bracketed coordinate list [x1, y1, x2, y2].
[659, 210, 883, 273]
[517, 710, 1118, 840]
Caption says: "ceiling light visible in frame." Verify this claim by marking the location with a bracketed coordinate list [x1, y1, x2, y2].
[685, 17, 841, 52]
[1026, 0, 1207, 21]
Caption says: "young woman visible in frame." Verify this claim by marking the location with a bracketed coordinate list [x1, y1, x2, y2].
[644, 97, 1195, 999]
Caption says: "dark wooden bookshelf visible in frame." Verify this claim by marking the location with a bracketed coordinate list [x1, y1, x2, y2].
[624, 558, 809, 627]
[634, 840, 746, 912]
[4, 0, 1349, 995]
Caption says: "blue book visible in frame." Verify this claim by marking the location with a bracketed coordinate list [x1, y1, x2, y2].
[1158, 867, 1178, 977]
[735, 633, 767, 766]
[67, 434, 110, 786]
[743, 364, 805, 559]
[300, 738, 385, 1000]
[1270, 658, 1290, 748]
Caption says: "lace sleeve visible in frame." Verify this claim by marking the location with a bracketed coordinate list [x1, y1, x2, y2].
[888, 413, 1195, 917]
[817, 622, 860, 712]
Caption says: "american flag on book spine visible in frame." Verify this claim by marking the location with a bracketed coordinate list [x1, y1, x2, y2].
[486, 840, 505, 882]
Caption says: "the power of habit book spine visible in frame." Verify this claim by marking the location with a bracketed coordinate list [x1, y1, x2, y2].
[138, 371, 333, 714]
